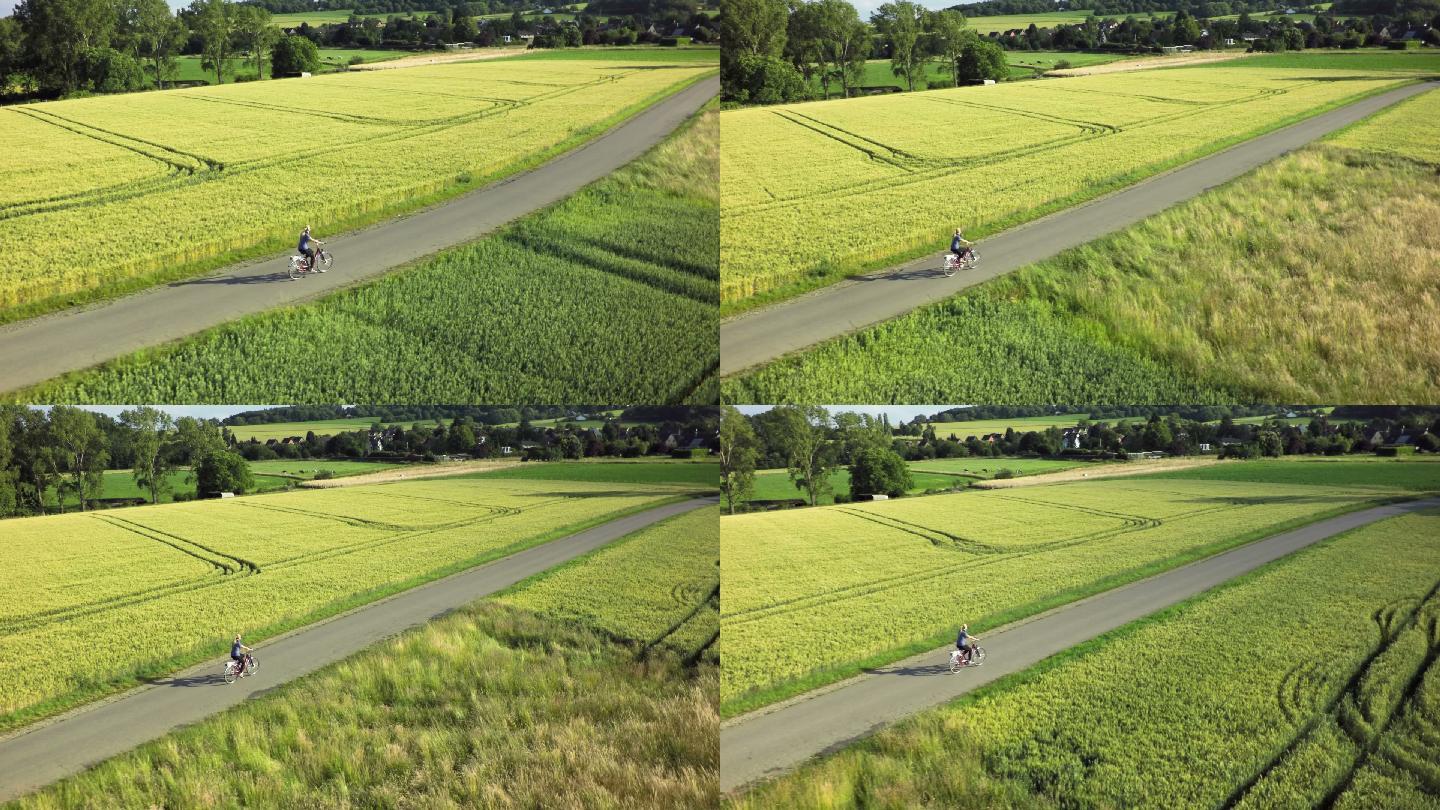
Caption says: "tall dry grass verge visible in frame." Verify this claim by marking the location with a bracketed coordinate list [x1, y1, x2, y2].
[996, 145, 1440, 401]
[13, 603, 718, 810]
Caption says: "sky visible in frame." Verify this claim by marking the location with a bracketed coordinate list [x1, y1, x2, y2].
[735, 405, 956, 423]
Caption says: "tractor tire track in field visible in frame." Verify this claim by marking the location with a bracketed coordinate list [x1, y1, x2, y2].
[1226, 579, 1440, 808]
[0, 496, 716, 805]
[720, 80, 1435, 377]
[640, 580, 720, 661]
[720, 497, 1440, 792]
[0, 75, 718, 394]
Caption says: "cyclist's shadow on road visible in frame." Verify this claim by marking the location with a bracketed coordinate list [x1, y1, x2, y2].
[171, 271, 294, 287]
[870, 661, 951, 677]
[147, 672, 229, 688]
[850, 267, 946, 283]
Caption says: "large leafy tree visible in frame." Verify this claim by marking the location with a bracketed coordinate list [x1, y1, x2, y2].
[49, 406, 108, 512]
[122, 406, 175, 505]
[123, 0, 186, 88]
[232, 3, 276, 81]
[15, 0, 118, 94]
[873, 0, 928, 91]
[190, 0, 237, 85]
[271, 33, 320, 77]
[720, 406, 759, 514]
[771, 404, 838, 507]
[849, 448, 912, 498]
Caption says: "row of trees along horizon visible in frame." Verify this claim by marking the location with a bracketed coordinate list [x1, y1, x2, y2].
[0, 0, 716, 102]
[0, 405, 719, 519]
[719, 405, 1440, 510]
[720, 0, 1438, 104]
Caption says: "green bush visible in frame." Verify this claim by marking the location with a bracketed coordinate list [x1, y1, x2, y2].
[313, 469, 335, 480]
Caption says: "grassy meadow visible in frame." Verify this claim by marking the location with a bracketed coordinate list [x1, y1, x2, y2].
[468, 459, 720, 488]
[226, 417, 449, 441]
[15, 108, 719, 403]
[729, 503, 1440, 808]
[724, 86, 1440, 403]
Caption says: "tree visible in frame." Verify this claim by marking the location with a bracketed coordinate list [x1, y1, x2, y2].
[849, 448, 912, 498]
[270, 33, 319, 76]
[122, 406, 175, 504]
[771, 405, 838, 507]
[873, 1, 928, 91]
[232, 4, 276, 80]
[723, 53, 806, 104]
[957, 37, 1006, 83]
[126, 0, 186, 89]
[722, 0, 788, 59]
[720, 406, 759, 514]
[15, 0, 118, 94]
[191, 0, 237, 85]
[786, 1, 826, 97]
[1257, 430, 1284, 457]
[0, 408, 18, 516]
[49, 406, 107, 512]
[196, 450, 254, 495]
[81, 47, 146, 92]
[924, 9, 968, 87]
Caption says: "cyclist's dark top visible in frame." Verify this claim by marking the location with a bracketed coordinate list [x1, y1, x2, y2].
[951, 235, 963, 253]
[231, 641, 244, 658]
[956, 629, 969, 648]
[298, 233, 312, 252]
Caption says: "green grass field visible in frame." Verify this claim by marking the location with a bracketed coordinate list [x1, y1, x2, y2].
[171, 49, 414, 84]
[470, 460, 719, 488]
[243, 459, 406, 479]
[14, 503, 718, 808]
[721, 474, 1413, 714]
[1194, 50, 1440, 73]
[1145, 456, 1440, 491]
[40, 468, 293, 510]
[803, 52, 1124, 95]
[512, 45, 719, 64]
[16, 105, 719, 403]
[907, 457, 1090, 477]
[732, 503, 1440, 808]
[924, 414, 1092, 436]
[226, 418, 448, 441]
[748, 466, 966, 504]
[270, 8, 436, 26]
[723, 84, 1440, 403]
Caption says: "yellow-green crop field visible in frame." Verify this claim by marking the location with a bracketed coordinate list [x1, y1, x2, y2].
[0, 476, 680, 727]
[499, 505, 719, 655]
[1331, 84, 1440, 166]
[720, 477, 1408, 709]
[733, 506, 1440, 809]
[719, 66, 1413, 305]
[0, 58, 710, 316]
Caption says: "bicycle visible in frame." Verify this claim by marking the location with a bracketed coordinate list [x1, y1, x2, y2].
[942, 249, 980, 278]
[949, 646, 986, 673]
[223, 652, 258, 684]
[288, 247, 333, 280]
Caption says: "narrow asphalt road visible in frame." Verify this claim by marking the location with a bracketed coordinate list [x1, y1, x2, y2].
[720, 497, 1439, 792]
[0, 495, 716, 805]
[720, 80, 1436, 377]
[0, 76, 718, 395]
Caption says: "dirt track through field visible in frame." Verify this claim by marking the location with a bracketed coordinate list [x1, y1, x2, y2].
[719, 81, 1435, 377]
[970, 457, 1225, 488]
[720, 497, 1440, 792]
[299, 460, 520, 487]
[0, 76, 718, 395]
[0, 496, 716, 804]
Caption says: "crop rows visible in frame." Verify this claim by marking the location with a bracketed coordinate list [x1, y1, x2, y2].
[17, 110, 719, 404]
[0, 58, 710, 314]
[719, 478, 1406, 708]
[0, 477, 678, 725]
[499, 504, 719, 658]
[733, 505, 1440, 809]
[720, 67, 1408, 305]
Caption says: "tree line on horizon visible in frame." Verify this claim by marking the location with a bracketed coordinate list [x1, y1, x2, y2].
[719, 404, 1440, 511]
[720, 0, 1439, 105]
